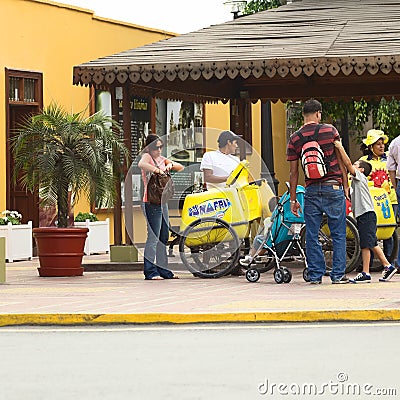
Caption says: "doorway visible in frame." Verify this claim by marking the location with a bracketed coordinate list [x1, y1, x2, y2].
[6, 69, 43, 228]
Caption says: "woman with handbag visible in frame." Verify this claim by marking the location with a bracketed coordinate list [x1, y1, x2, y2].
[138, 134, 184, 280]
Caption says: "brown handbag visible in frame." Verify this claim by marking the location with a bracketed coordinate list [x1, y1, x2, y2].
[147, 158, 175, 205]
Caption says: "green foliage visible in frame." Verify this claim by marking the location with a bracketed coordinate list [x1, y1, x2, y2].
[285, 98, 400, 142]
[372, 98, 400, 141]
[243, 0, 281, 14]
[74, 212, 99, 222]
[12, 103, 130, 228]
[285, 100, 303, 129]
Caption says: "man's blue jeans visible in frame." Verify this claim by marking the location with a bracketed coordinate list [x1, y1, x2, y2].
[142, 202, 174, 279]
[304, 184, 347, 282]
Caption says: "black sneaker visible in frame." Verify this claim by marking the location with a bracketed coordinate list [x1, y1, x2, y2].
[332, 275, 349, 284]
[379, 265, 397, 282]
[350, 272, 371, 284]
[309, 280, 321, 285]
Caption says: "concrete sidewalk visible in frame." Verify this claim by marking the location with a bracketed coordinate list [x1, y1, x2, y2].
[0, 254, 400, 326]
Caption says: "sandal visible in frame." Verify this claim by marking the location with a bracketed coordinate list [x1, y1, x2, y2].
[164, 275, 179, 279]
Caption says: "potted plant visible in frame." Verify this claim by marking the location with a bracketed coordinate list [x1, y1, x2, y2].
[12, 103, 129, 276]
[74, 212, 110, 255]
[0, 210, 33, 262]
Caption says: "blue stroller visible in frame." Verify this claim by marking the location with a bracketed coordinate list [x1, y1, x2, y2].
[243, 185, 308, 283]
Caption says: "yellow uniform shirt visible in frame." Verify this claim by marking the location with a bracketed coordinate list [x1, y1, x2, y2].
[359, 153, 397, 205]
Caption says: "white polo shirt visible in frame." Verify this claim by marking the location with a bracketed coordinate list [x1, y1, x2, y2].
[200, 150, 240, 189]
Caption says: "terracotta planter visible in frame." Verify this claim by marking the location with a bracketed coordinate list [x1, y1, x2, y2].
[33, 227, 89, 277]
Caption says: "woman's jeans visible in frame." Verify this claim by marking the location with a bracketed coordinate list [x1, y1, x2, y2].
[304, 184, 347, 282]
[142, 202, 173, 279]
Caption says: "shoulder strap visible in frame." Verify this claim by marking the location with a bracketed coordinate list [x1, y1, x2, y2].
[312, 124, 321, 140]
[298, 124, 321, 141]
[150, 156, 159, 167]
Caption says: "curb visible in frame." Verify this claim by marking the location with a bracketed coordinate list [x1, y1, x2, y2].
[82, 262, 143, 272]
[1, 309, 400, 326]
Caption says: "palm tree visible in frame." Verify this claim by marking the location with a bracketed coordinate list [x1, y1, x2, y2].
[12, 103, 129, 228]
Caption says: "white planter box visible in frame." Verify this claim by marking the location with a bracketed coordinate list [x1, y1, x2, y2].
[0, 221, 33, 262]
[74, 218, 110, 255]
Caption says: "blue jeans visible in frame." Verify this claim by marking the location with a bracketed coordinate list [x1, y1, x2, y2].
[142, 202, 174, 279]
[304, 184, 347, 282]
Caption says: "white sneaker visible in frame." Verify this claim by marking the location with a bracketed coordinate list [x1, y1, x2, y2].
[239, 255, 253, 267]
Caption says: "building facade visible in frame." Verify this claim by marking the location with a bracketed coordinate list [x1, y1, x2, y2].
[2, 0, 288, 245]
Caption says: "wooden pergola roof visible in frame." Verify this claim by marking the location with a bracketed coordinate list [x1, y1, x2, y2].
[73, 0, 400, 103]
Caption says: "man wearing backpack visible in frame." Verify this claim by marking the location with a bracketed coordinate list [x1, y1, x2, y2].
[287, 99, 349, 284]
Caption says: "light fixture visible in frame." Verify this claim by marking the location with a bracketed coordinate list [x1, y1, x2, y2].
[223, 1, 247, 19]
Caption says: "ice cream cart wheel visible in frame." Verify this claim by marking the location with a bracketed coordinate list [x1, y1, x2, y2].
[179, 217, 240, 278]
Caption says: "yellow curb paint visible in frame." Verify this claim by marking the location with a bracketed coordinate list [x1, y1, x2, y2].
[1, 309, 400, 326]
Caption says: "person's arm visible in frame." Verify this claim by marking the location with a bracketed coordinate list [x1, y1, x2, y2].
[138, 154, 161, 174]
[289, 160, 300, 217]
[335, 147, 350, 199]
[165, 159, 184, 172]
[389, 170, 397, 191]
[334, 140, 355, 176]
[203, 169, 229, 184]
[201, 152, 234, 184]
[386, 145, 398, 190]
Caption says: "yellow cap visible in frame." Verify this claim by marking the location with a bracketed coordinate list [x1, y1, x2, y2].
[362, 129, 388, 146]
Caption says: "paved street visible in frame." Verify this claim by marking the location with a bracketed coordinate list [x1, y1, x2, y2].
[0, 323, 399, 400]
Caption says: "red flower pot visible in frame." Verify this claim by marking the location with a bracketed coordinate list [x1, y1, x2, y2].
[33, 227, 89, 277]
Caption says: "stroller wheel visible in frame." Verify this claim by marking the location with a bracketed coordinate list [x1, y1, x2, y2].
[282, 268, 292, 283]
[274, 269, 284, 284]
[303, 268, 310, 282]
[246, 268, 260, 283]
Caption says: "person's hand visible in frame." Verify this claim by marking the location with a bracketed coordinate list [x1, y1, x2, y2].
[344, 186, 350, 200]
[334, 139, 343, 148]
[165, 163, 173, 172]
[290, 200, 300, 217]
[154, 167, 165, 175]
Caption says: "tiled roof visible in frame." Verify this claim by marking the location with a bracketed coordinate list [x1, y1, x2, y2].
[73, 0, 400, 102]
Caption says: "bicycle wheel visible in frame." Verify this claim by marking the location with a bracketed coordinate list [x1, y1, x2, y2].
[179, 217, 240, 278]
[300, 215, 361, 274]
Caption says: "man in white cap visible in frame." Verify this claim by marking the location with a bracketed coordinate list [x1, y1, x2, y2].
[200, 130, 243, 275]
[200, 130, 241, 190]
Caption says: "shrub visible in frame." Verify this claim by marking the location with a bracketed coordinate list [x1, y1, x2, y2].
[74, 212, 99, 222]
